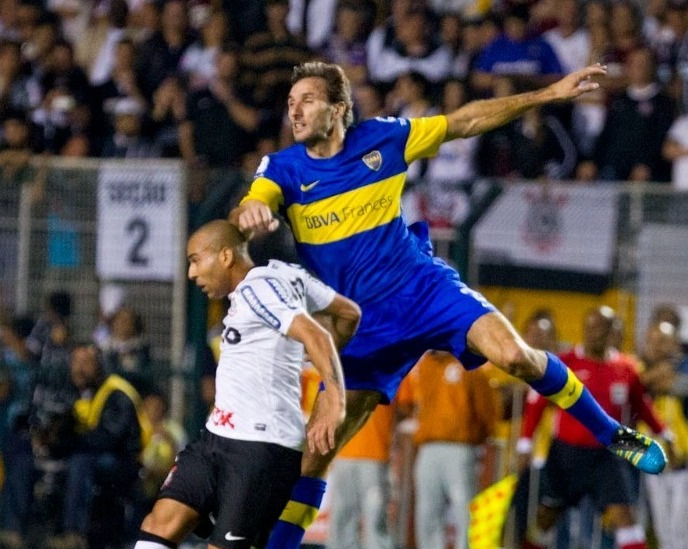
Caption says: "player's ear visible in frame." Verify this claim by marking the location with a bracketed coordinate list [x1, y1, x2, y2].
[333, 101, 346, 121]
[219, 246, 234, 267]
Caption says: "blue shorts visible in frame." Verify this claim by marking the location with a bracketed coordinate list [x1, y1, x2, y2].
[340, 256, 495, 403]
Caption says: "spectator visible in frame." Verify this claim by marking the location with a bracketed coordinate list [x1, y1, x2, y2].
[179, 9, 230, 91]
[179, 44, 258, 168]
[542, 0, 590, 75]
[14, 1, 41, 52]
[326, 380, 412, 549]
[476, 77, 577, 180]
[648, 0, 688, 91]
[0, 315, 36, 448]
[366, 3, 452, 84]
[92, 283, 126, 348]
[149, 75, 186, 158]
[638, 320, 688, 549]
[661, 99, 688, 188]
[0, 0, 20, 42]
[519, 307, 669, 549]
[411, 350, 499, 549]
[100, 96, 160, 158]
[569, 18, 610, 159]
[320, 0, 375, 88]
[0, 315, 37, 549]
[135, 0, 195, 101]
[79, 0, 129, 87]
[352, 80, 388, 121]
[97, 305, 151, 395]
[0, 111, 40, 178]
[45, 344, 149, 549]
[240, 0, 312, 135]
[0, 39, 40, 121]
[472, 5, 564, 94]
[405, 78, 478, 227]
[91, 38, 146, 152]
[139, 390, 187, 505]
[34, 39, 92, 153]
[286, 0, 337, 50]
[577, 47, 675, 183]
[0, 294, 76, 549]
[388, 71, 438, 184]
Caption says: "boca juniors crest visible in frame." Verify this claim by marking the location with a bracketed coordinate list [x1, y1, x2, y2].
[362, 150, 382, 171]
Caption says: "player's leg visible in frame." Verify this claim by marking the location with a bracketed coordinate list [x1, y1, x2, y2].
[135, 498, 200, 549]
[136, 433, 217, 549]
[522, 504, 561, 549]
[265, 389, 381, 549]
[466, 311, 666, 474]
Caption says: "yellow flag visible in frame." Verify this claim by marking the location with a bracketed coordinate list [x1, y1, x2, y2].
[468, 474, 518, 549]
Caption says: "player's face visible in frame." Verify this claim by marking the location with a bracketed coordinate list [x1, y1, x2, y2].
[187, 233, 232, 299]
[288, 77, 337, 145]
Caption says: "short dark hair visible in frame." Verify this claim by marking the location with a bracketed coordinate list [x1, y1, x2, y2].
[292, 62, 354, 129]
[48, 290, 72, 318]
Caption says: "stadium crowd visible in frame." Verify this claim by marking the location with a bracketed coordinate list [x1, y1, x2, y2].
[0, 0, 687, 223]
[0, 0, 688, 548]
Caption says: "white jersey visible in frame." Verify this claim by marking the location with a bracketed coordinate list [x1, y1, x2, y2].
[206, 259, 336, 451]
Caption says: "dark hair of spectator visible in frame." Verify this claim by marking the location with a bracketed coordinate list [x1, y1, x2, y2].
[292, 62, 354, 129]
[48, 290, 72, 318]
[7, 315, 35, 339]
[109, 0, 129, 28]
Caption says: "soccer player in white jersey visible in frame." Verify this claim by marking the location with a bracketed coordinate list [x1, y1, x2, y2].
[132, 219, 361, 549]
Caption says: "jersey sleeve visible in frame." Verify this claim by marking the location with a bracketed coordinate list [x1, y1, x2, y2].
[404, 115, 448, 164]
[302, 270, 336, 313]
[237, 278, 305, 336]
[240, 155, 285, 212]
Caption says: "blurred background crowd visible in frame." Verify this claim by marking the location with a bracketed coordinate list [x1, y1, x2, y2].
[1, 0, 688, 548]
[0, 0, 687, 223]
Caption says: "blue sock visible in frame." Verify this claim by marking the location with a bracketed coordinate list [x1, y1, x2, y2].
[265, 476, 326, 549]
[529, 352, 620, 445]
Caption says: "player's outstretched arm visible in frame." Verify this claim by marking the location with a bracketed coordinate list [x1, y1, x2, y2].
[228, 199, 280, 240]
[288, 314, 346, 455]
[312, 293, 361, 351]
[444, 64, 607, 140]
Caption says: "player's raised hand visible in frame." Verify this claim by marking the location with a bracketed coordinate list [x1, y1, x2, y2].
[229, 199, 279, 239]
[548, 63, 607, 101]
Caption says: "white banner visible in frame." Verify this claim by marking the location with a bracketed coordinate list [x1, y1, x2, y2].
[97, 162, 182, 281]
[473, 183, 618, 274]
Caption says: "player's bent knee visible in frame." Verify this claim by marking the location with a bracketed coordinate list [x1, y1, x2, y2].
[497, 344, 542, 380]
[140, 499, 200, 543]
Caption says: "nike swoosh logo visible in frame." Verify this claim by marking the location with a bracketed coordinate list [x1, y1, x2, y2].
[225, 533, 246, 541]
[300, 180, 320, 192]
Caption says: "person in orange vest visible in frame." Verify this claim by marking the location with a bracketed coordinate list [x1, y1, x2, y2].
[411, 350, 500, 549]
[326, 376, 413, 549]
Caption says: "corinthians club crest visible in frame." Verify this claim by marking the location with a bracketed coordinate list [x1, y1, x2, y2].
[521, 188, 568, 252]
[362, 150, 382, 171]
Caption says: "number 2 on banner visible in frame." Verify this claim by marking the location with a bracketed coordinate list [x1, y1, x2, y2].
[127, 217, 149, 266]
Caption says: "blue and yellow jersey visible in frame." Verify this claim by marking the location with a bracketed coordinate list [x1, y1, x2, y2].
[242, 115, 448, 305]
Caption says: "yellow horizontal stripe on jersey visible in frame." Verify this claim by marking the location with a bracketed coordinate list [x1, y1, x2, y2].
[287, 174, 404, 245]
[547, 368, 584, 410]
[241, 177, 284, 212]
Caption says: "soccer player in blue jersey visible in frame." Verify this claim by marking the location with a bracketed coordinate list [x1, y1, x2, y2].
[229, 61, 667, 549]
